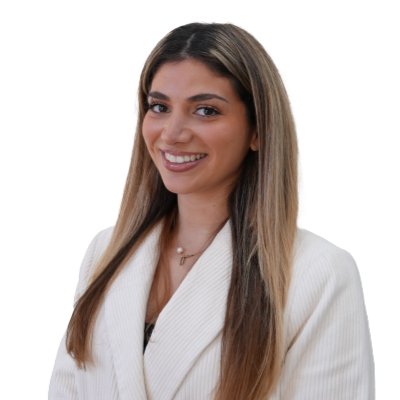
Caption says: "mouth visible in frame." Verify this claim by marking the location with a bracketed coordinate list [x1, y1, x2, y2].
[160, 150, 208, 173]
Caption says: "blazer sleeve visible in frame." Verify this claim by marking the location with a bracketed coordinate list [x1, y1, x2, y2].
[278, 248, 375, 400]
[48, 230, 102, 400]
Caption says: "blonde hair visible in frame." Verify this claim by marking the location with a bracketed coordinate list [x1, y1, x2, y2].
[67, 22, 298, 400]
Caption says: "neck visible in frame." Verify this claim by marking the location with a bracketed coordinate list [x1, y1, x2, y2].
[175, 188, 230, 248]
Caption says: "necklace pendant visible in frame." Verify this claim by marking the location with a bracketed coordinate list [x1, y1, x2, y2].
[180, 256, 185, 265]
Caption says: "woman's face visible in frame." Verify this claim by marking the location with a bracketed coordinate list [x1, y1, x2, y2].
[142, 58, 257, 196]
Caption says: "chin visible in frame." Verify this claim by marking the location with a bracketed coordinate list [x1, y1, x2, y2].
[161, 176, 200, 195]
[163, 183, 198, 195]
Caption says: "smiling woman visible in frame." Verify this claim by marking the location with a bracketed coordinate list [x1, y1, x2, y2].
[143, 59, 257, 193]
[49, 22, 374, 400]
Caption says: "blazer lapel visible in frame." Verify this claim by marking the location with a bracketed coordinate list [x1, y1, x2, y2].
[104, 219, 233, 400]
[144, 220, 233, 400]
[105, 221, 163, 400]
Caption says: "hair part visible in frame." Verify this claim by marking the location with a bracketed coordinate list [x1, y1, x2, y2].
[66, 22, 298, 399]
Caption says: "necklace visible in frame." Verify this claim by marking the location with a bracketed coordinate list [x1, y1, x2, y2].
[174, 214, 217, 266]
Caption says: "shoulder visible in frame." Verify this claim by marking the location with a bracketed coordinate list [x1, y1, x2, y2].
[291, 227, 360, 288]
[284, 227, 367, 345]
[74, 225, 115, 303]
[91, 225, 115, 265]
[85, 225, 115, 269]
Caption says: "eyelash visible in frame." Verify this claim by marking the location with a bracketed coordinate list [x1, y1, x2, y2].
[147, 102, 220, 117]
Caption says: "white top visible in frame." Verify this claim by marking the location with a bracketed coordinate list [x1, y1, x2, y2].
[49, 220, 375, 399]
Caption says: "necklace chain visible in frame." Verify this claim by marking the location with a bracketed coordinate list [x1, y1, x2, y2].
[174, 214, 216, 266]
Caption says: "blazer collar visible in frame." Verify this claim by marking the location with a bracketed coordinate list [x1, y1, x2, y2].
[105, 219, 232, 400]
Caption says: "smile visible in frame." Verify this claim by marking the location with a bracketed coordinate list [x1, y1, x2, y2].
[165, 152, 206, 164]
[160, 150, 208, 173]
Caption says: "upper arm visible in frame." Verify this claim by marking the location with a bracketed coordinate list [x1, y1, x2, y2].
[49, 229, 104, 400]
[277, 248, 375, 400]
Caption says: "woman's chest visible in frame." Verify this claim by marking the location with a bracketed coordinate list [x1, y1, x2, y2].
[145, 254, 198, 324]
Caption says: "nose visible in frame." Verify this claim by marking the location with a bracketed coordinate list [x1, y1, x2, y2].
[161, 110, 193, 146]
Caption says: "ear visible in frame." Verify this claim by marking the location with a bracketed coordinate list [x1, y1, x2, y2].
[249, 128, 258, 151]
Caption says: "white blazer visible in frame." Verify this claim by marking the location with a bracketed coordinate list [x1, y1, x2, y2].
[49, 220, 375, 400]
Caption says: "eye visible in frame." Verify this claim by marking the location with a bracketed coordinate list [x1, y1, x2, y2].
[148, 102, 169, 114]
[195, 106, 220, 117]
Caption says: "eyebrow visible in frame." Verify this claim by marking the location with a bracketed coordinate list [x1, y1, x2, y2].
[148, 91, 228, 103]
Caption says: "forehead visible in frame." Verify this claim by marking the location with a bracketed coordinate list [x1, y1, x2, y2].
[149, 59, 238, 101]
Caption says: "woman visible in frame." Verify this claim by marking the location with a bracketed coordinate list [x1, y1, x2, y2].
[49, 22, 374, 400]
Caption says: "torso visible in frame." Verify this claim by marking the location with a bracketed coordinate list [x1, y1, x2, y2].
[145, 237, 203, 324]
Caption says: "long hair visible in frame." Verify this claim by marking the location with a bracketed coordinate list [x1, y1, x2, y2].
[66, 22, 298, 400]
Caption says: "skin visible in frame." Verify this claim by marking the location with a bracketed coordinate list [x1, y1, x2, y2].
[142, 59, 258, 322]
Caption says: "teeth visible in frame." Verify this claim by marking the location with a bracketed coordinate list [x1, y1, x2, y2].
[165, 152, 206, 164]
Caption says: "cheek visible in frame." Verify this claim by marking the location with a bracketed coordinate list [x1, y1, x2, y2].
[142, 114, 160, 149]
[206, 121, 250, 160]
[142, 115, 168, 172]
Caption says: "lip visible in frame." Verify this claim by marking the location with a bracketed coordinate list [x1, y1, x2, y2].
[160, 150, 208, 173]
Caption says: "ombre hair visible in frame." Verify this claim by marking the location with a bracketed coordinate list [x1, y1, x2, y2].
[66, 22, 299, 400]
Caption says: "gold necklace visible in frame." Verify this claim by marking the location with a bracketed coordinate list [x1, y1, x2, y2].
[176, 235, 211, 265]
[174, 214, 217, 265]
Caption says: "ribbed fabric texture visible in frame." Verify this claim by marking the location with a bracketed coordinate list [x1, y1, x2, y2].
[49, 221, 375, 400]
